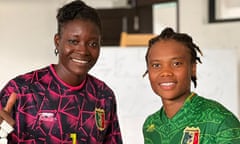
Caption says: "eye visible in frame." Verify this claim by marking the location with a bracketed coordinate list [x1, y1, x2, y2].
[88, 41, 100, 48]
[151, 63, 161, 68]
[68, 39, 79, 45]
[172, 61, 183, 67]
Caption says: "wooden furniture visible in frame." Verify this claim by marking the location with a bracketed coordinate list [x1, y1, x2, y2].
[97, 7, 153, 46]
[120, 32, 156, 47]
[97, 0, 177, 46]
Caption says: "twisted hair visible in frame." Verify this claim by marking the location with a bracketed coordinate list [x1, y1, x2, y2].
[56, 0, 102, 35]
[144, 27, 203, 88]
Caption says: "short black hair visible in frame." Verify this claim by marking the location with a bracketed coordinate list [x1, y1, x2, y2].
[144, 27, 203, 88]
[56, 0, 102, 35]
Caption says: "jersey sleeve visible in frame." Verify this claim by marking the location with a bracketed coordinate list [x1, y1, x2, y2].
[0, 80, 19, 110]
[216, 114, 240, 143]
[102, 91, 123, 144]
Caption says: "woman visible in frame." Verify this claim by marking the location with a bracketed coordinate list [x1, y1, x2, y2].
[0, 1, 122, 143]
[142, 27, 240, 144]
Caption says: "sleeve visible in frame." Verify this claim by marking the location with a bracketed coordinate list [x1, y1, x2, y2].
[143, 117, 151, 144]
[142, 114, 160, 144]
[0, 80, 19, 110]
[216, 114, 240, 143]
[102, 90, 123, 144]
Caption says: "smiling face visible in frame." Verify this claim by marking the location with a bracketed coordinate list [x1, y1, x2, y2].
[54, 19, 101, 85]
[147, 39, 196, 103]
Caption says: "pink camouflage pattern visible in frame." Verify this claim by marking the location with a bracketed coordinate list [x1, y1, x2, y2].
[0, 64, 122, 144]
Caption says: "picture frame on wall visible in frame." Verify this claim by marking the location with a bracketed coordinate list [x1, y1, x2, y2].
[209, 0, 240, 23]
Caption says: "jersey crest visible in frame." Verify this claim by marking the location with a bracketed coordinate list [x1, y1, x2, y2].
[95, 108, 105, 131]
[181, 127, 200, 144]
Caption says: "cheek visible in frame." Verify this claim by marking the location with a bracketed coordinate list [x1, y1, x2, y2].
[94, 49, 100, 56]
[91, 49, 100, 59]
[59, 45, 73, 58]
[148, 71, 159, 87]
[148, 72, 162, 96]
[177, 69, 192, 86]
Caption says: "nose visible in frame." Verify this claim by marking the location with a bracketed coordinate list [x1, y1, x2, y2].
[76, 42, 89, 54]
[160, 66, 173, 77]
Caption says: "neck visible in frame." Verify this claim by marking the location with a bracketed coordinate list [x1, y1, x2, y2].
[54, 64, 86, 86]
[162, 92, 194, 118]
[163, 100, 184, 118]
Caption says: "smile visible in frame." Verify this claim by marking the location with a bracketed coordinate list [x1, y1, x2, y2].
[159, 82, 176, 90]
[72, 58, 89, 64]
[160, 82, 175, 86]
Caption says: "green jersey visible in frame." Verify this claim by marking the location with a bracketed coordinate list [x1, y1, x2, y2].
[143, 93, 240, 144]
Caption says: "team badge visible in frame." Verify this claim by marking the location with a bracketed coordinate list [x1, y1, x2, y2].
[181, 127, 200, 144]
[95, 108, 105, 131]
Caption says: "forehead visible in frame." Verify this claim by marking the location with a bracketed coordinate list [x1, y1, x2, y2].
[61, 19, 100, 35]
[148, 39, 191, 59]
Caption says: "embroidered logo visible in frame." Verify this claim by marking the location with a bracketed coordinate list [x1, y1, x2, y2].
[146, 124, 155, 132]
[95, 108, 105, 131]
[181, 127, 200, 144]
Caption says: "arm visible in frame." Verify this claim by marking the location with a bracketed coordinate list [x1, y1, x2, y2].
[103, 93, 123, 144]
[0, 81, 18, 143]
[216, 114, 240, 143]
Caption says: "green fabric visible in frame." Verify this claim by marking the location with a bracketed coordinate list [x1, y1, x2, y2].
[143, 93, 240, 144]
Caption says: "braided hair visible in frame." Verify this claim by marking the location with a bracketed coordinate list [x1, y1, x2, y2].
[56, 0, 102, 35]
[143, 27, 203, 88]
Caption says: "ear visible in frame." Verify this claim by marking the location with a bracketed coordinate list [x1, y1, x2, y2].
[54, 33, 60, 49]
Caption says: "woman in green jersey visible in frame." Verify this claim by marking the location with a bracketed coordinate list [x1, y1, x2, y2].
[142, 27, 240, 144]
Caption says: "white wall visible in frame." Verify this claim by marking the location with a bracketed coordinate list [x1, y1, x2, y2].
[0, 0, 58, 87]
[180, 0, 240, 52]
[153, 0, 240, 117]
[153, 2, 177, 33]
[89, 47, 238, 144]
[179, 0, 240, 117]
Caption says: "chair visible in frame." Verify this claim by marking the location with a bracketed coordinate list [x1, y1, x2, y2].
[120, 32, 156, 47]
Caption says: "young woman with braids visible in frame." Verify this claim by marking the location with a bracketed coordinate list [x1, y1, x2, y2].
[142, 27, 240, 144]
[0, 0, 122, 143]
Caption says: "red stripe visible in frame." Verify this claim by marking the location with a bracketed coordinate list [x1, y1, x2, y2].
[101, 114, 105, 128]
[193, 132, 199, 144]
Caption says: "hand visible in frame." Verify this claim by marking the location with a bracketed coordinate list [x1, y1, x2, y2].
[3, 92, 17, 114]
[0, 92, 17, 126]
[0, 92, 17, 140]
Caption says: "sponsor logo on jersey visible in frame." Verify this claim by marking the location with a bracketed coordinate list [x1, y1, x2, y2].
[181, 127, 200, 144]
[38, 112, 56, 122]
[95, 108, 105, 131]
[146, 124, 155, 132]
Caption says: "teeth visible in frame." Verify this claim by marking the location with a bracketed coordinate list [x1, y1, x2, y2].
[72, 59, 88, 64]
[161, 82, 174, 86]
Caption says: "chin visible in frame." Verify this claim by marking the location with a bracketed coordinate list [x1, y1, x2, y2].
[158, 91, 181, 100]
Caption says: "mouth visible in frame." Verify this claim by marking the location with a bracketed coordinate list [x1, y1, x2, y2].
[72, 58, 90, 65]
[160, 82, 175, 86]
[159, 82, 176, 90]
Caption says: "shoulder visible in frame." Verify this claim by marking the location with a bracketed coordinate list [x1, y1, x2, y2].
[86, 74, 115, 97]
[143, 109, 161, 126]
[2, 65, 50, 89]
[13, 65, 50, 83]
[192, 95, 239, 122]
[0, 65, 50, 101]
[143, 109, 163, 135]
[193, 95, 232, 112]
[87, 74, 113, 90]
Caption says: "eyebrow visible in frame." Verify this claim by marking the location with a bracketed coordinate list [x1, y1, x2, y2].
[171, 56, 185, 60]
[149, 56, 185, 61]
